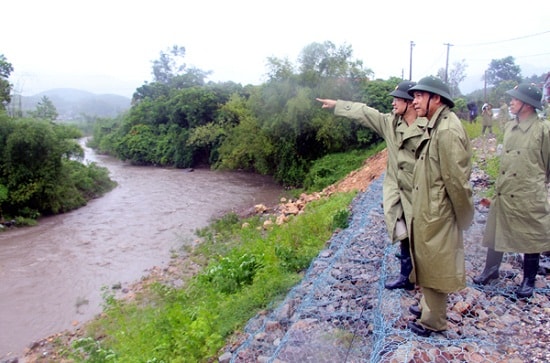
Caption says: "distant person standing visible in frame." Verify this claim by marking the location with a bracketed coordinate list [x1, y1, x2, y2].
[316, 81, 425, 291]
[406, 76, 474, 337]
[473, 83, 550, 299]
[481, 103, 493, 136]
[467, 101, 478, 123]
[497, 98, 510, 131]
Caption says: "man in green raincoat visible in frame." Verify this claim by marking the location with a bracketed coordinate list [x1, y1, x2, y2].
[473, 83, 550, 299]
[406, 76, 474, 337]
[316, 80, 426, 291]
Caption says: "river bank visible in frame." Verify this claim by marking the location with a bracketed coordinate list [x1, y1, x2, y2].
[17, 137, 550, 362]
[0, 145, 285, 362]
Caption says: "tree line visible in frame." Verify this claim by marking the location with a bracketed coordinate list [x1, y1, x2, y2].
[0, 54, 116, 223]
[90, 42, 389, 186]
[1, 43, 547, 221]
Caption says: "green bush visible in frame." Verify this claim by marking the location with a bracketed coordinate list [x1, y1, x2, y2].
[331, 209, 350, 230]
[200, 253, 264, 294]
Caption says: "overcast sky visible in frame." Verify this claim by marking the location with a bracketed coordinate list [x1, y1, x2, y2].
[3, 0, 550, 98]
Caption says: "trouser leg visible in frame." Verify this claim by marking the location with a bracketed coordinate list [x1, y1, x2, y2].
[473, 248, 503, 285]
[516, 253, 540, 298]
[419, 287, 448, 331]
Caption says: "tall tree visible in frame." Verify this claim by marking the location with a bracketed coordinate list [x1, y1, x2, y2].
[152, 45, 187, 84]
[437, 60, 467, 97]
[31, 96, 58, 120]
[0, 54, 14, 109]
[485, 56, 522, 86]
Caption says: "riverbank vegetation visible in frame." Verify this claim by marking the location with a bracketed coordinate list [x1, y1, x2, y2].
[63, 189, 356, 362]
[0, 113, 117, 225]
[88, 42, 390, 187]
[2, 46, 539, 222]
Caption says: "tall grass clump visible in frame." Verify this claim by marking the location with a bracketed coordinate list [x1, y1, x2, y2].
[69, 191, 356, 362]
[462, 119, 504, 198]
[302, 142, 386, 193]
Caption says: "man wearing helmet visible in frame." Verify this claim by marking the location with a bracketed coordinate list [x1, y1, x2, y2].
[473, 83, 550, 299]
[316, 80, 427, 292]
[406, 76, 474, 337]
[481, 103, 493, 136]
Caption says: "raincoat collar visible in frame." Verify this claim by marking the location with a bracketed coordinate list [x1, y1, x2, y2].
[512, 113, 540, 133]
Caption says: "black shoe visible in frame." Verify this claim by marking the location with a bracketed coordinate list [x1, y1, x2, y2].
[409, 305, 421, 319]
[472, 266, 499, 285]
[384, 275, 415, 290]
[407, 321, 440, 337]
[516, 277, 536, 298]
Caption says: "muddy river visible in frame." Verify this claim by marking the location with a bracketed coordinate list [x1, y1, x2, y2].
[0, 141, 284, 359]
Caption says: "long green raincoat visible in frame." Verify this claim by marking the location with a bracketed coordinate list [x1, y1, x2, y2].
[411, 106, 474, 293]
[482, 114, 550, 253]
[335, 101, 427, 242]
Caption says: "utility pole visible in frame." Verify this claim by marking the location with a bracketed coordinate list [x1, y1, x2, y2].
[409, 41, 415, 81]
[484, 70, 487, 103]
[444, 43, 453, 83]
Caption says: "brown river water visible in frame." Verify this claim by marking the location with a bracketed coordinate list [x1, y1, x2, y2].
[0, 140, 284, 359]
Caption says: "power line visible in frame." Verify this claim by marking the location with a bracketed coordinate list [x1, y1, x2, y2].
[456, 30, 550, 47]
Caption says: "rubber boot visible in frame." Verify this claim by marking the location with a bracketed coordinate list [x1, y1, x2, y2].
[473, 248, 503, 285]
[516, 253, 539, 299]
[385, 239, 414, 290]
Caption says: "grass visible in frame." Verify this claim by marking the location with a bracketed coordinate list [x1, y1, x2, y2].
[462, 119, 503, 197]
[302, 142, 386, 193]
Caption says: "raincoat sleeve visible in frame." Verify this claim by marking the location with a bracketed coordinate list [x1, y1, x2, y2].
[438, 127, 474, 230]
[542, 120, 550, 183]
[334, 100, 389, 138]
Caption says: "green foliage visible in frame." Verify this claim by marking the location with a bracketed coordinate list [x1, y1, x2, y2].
[462, 120, 482, 140]
[116, 124, 157, 165]
[331, 208, 350, 230]
[92, 42, 387, 188]
[462, 120, 503, 198]
[361, 77, 401, 113]
[215, 95, 274, 174]
[485, 56, 522, 86]
[303, 142, 386, 192]
[200, 253, 264, 294]
[29, 95, 59, 120]
[0, 54, 13, 108]
[0, 116, 116, 220]
[71, 337, 117, 362]
[71, 190, 355, 362]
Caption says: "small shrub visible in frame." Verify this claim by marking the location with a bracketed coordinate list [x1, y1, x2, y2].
[71, 337, 117, 362]
[200, 253, 263, 293]
[275, 245, 313, 272]
[331, 209, 350, 230]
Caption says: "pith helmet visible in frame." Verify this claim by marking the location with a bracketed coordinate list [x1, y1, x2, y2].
[407, 76, 454, 108]
[506, 83, 542, 110]
[389, 81, 416, 100]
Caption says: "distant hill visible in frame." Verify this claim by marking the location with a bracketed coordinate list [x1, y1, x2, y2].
[10, 88, 131, 120]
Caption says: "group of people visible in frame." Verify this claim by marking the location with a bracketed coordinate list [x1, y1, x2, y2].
[316, 78, 550, 337]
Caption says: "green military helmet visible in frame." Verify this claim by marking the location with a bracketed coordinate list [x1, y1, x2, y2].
[407, 76, 454, 108]
[389, 81, 416, 100]
[506, 83, 542, 110]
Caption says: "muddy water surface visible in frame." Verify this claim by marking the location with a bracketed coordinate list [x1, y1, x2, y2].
[0, 142, 284, 359]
